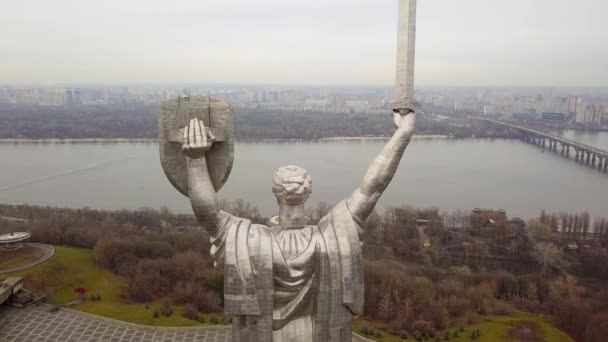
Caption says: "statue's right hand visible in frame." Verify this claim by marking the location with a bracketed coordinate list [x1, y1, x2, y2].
[182, 118, 216, 159]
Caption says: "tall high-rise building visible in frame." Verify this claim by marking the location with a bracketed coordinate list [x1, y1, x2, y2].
[568, 97, 582, 115]
[64, 88, 81, 105]
[64, 89, 73, 105]
[575, 99, 587, 123]
[577, 104, 604, 126]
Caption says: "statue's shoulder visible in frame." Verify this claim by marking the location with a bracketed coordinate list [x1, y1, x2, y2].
[226, 213, 269, 227]
[267, 215, 279, 227]
[319, 201, 363, 237]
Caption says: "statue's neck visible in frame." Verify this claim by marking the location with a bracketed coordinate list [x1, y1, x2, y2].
[278, 203, 307, 229]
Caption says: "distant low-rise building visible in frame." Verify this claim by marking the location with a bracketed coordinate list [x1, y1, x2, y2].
[345, 99, 370, 113]
[472, 208, 507, 222]
[541, 112, 567, 122]
[512, 112, 539, 121]
[304, 98, 327, 112]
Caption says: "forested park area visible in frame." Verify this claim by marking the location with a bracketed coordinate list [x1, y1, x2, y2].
[1, 201, 608, 341]
[0, 104, 516, 140]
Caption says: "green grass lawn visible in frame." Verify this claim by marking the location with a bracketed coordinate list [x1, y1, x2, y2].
[354, 312, 573, 342]
[1, 246, 226, 327]
[468, 313, 573, 342]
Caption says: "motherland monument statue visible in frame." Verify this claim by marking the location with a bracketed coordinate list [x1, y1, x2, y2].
[159, 1, 418, 340]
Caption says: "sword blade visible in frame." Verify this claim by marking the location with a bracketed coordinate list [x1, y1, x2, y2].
[392, 0, 418, 110]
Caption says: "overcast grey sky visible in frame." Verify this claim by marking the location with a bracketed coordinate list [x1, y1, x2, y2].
[1, 0, 607, 86]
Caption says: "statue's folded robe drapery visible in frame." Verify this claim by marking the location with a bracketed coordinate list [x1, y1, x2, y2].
[209, 200, 364, 342]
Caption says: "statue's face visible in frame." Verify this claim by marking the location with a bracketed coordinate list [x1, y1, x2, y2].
[272, 165, 312, 205]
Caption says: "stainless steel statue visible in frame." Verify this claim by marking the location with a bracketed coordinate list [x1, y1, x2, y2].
[159, 1, 417, 340]
[159, 97, 415, 342]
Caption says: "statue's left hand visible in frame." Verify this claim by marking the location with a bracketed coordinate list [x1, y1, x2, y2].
[393, 109, 416, 135]
[182, 118, 216, 159]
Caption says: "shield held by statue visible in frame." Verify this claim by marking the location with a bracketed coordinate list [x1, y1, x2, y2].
[159, 96, 234, 197]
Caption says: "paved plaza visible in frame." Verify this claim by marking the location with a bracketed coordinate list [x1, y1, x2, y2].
[0, 305, 369, 342]
[0, 305, 231, 342]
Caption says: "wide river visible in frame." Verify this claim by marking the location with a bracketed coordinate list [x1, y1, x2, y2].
[0, 131, 607, 220]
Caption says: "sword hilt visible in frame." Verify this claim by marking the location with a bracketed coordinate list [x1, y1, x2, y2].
[387, 98, 420, 113]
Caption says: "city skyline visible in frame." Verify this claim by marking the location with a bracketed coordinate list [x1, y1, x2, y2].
[1, 0, 608, 87]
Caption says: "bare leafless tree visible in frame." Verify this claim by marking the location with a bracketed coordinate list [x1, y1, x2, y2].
[534, 242, 561, 275]
[581, 211, 590, 239]
[378, 282, 394, 319]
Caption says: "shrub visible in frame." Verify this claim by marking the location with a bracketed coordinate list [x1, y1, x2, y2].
[182, 304, 199, 321]
[584, 312, 608, 342]
[470, 330, 476, 339]
[488, 300, 513, 316]
[193, 288, 223, 313]
[153, 310, 159, 319]
[446, 296, 471, 317]
[390, 318, 405, 336]
[210, 314, 219, 325]
[412, 320, 436, 338]
[470, 329, 479, 339]
[461, 311, 479, 326]
[360, 326, 369, 335]
[160, 300, 174, 317]
[422, 302, 449, 330]
[171, 281, 199, 305]
[74, 287, 88, 297]
[495, 271, 519, 300]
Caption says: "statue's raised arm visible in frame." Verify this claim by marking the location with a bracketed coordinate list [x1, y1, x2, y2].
[346, 109, 415, 224]
[182, 118, 230, 236]
[159, 96, 235, 237]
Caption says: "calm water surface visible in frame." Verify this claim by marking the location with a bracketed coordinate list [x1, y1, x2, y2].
[0, 135, 607, 219]
[555, 129, 608, 150]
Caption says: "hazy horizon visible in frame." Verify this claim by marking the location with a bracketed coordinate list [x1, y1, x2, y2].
[2, 0, 607, 87]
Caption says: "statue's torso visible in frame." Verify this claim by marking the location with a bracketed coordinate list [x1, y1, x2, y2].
[215, 201, 363, 342]
[270, 225, 324, 340]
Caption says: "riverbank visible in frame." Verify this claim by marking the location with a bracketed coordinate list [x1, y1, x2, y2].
[321, 134, 449, 141]
[0, 134, 451, 144]
[0, 138, 157, 143]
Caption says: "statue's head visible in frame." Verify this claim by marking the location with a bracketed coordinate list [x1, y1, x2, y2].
[272, 165, 312, 205]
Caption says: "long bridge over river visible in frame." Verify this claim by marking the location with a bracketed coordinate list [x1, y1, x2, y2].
[476, 118, 608, 172]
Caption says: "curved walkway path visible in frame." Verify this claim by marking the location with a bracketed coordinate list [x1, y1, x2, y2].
[0, 244, 55, 274]
[0, 304, 370, 341]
